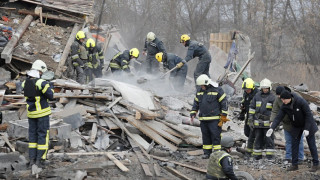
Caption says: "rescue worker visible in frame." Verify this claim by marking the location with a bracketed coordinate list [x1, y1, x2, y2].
[190, 74, 228, 159]
[180, 34, 211, 86]
[142, 32, 166, 74]
[84, 38, 104, 83]
[109, 48, 139, 74]
[155, 52, 187, 90]
[271, 86, 304, 163]
[267, 90, 319, 172]
[239, 78, 259, 158]
[22, 60, 54, 168]
[207, 136, 238, 180]
[248, 78, 275, 160]
[70, 31, 87, 84]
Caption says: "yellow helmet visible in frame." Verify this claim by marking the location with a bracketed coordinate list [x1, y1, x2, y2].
[147, 32, 156, 42]
[180, 34, 190, 43]
[130, 48, 139, 58]
[76, 31, 86, 40]
[86, 38, 96, 48]
[155, 52, 163, 62]
[242, 78, 255, 90]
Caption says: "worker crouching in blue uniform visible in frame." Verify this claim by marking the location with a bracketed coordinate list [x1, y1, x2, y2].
[190, 74, 228, 159]
[22, 60, 54, 168]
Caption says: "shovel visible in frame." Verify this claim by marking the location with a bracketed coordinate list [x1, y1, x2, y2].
[159, 66, 179, 79]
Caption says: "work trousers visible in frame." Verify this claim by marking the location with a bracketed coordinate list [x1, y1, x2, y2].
[246, 128, 255, 155]
[170, 68, 187, 91]
[253, 128, 274, 160]
[292, 131, 319, 166]
[194, 54, 211, 83]
[74, 66, 85, 84]
[200, 120, 221, 155]
[28, 116, 50, 160]
[146, 55, 159, 74]
[284, 129, 304, 160]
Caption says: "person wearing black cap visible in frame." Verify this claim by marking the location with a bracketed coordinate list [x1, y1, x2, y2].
[267, 90, 319, 172]
[271, 86, 304, 163]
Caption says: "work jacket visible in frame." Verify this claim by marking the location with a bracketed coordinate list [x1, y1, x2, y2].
[70, 40, 87, 67]
[143, 37, 166, 56]
[22, 78, 54, 118]
[87, 44, 104, 69]
[249, 91, 275, 128]
[241, 88, 259, 121]
[164, 53, 188, 78]
[207, 150, 238, 180]
[185, 40, 211, 63]
[109, 50, 131, 72]
[191, 85, 228, 120]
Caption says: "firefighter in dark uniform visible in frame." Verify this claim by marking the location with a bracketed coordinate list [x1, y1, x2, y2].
[180, 34, 211, 85]
[84, 38, 104, 83]
[267, 90, 319, 172]
[248, 78, 275, 160]
[155, 52, 188, 90]
[142, 32, 166, 74]
[239, 78, 259, 157]
[70, 31, 87, 84]
[190, 74, 228, 159]
[207, 136, 238, 180]
[109, 48, 139, 74]
[22, 60, 54, 168]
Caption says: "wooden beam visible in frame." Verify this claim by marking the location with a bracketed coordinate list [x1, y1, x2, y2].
[119, 99, 159, 119]
[1, 15, 33, 63]
[90, 123, 97, 143]
[165, 166, 192, 180]
[231, 50, 255, 84]
[55, 23, 81, 78]
[18, 9, 83, 23]
[105, 152, 129, 172]
[1, 136, 15, 152]
[144, 121, 183, 145]
[4, 94, 112, 100]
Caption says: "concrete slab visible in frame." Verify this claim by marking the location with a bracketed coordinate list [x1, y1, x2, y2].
[62, 113, 84, 130]
[0, 152, 27, 172]
[7, 119, 71, 140]
[53, 105, 87, 118]
[70, 131, 83, 149]
[2, 111, 20, 123]
[161, 97, 192, 111]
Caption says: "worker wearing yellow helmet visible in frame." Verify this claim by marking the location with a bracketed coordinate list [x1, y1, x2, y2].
[83, 38, 105, 83]
[69, 30, 88, 84]
[155, 52, 188, 90]
[142, 32, 166, 74]
[180, 34, 211, 87]
[109, 48, 139, 74]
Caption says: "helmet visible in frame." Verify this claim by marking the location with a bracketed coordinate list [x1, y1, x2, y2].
[130, 48, 139, 58]
[76, 31, 86, 40]
[86, 38, 96, 48]
[196, 74, 211, 86]
[32, 59, 47, 73]
[155, 52, 163, 62]
[221, 136, 234, 148]
[180, 34, 190, 43]
[260, 78, 272, 90]
[147, 32, 156, 42]
[242, 78, 255, 90]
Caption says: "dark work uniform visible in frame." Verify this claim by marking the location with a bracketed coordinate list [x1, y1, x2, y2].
[70, 40, 87, 84]
[85, 44, 104, 82]
[109, 50, 131, 74]
[249, 90, 275, 160]
[143, 37, 166, 74]
[190, 85, 228, 155]
[207, 150, 238, 180]
[22, 78, 54, 161]
[163, 53, 188, 90]
[271, 93, 319, 166]
[184, 40, 211, 83]
[241, 88, 259, 155]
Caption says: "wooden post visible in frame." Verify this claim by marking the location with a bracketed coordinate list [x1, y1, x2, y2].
[55, 23, 81, 78]
[1, 15, 33, 63]
[231, 50, 255, 84]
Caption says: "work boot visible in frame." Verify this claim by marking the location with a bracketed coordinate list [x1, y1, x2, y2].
[35, 159, 48, 169]
[201, 154, 210, 159]
[28, 159, 36, 167]
[298, 159, 304, 165]
[310, 165, 319, 172]
[287, 165, 298, 171]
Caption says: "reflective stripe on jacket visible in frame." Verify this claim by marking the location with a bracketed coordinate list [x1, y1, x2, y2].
[110, 50, 131, 72]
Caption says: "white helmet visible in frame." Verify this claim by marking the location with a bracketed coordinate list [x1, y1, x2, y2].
[196, 74, 218, 87]
[147, 32, 156, 42]
[260, 78, 272, 90]
[32, 59, 47, 73]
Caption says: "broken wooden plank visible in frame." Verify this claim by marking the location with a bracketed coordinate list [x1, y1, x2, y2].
[96, 124, 115, 134]
[144, 120, 183, 145]
[161, 121, 199, 138]
[107, 96, 122, 109]
[18, 9, 83, 23]
[187, 149, 203, 156]
[0, 90, 5, 105]
[152, 155, 206, 173]
[4, 94, 112, 100]
[1, 136, 15, 152]
[129, 133, 150, 151]
[153, 163, 161, 177]
[54, 79, 87, 90]
[90, 123, 97, 143]
[55, 23, 81, 78]
[105, 152, 129, 172]
[125, 116, 178, 152]
[119, 99, 159, 119]
[153, 120, 184, 138]
[103, 117, 119, 130]
[165, 166, 192, 180]
[1, 15, 33, 63]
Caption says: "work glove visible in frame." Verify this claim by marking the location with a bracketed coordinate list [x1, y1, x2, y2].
[218, 115, 230, 127]
[190, 111, 197, 125]
[176, 62, 184, 68]
[266, 129, 274, 137]
[303, 130, 309, 137]
[238, 112, 245, 121]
